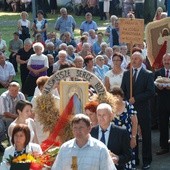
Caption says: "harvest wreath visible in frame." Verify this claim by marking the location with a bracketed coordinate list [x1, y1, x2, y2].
[34, 91, 120, 148]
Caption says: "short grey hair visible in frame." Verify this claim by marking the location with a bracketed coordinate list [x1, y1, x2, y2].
[105, 47, 113, 53]
[60, 8, 67, 13]
[58, 50, 67, 57]
[74, 55, 84, 63]
[89, 29, 95, 33]
[95, 55, 104, 63]
[85, 12, 92, 17]
[67, 45, 74, 50]
[82, 32, 89, 37]
[82, 42, 90, 48]
[100, 42, 108, 48]
[64, 31, 71, 36]
[120, 44, 128, 49]
[132, 51, 143, 60]
[24, 38, 32, 45]
[46, 42, 54, 48]
[59, 43, 67, 49]
[9, 82, 20, 88]
[97, 103, 112, 114]
[110, 15, 118, 22]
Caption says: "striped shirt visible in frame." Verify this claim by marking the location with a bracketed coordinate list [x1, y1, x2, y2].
[0, 61, 16, 82]
[1, 91, 25, 114]
[27, 54, 49, 77]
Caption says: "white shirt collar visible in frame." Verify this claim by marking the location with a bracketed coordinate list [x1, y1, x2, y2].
[99, 123, 111, 133]
[132, 65, 142, 72]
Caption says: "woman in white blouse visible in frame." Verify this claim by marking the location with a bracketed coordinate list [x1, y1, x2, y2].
[1, 124, 42, 170]
[17, 11, 31, 42]
[8, 100, 38, 144]
[105, 52, 125, 92]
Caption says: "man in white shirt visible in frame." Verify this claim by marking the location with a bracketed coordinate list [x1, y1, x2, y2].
[0, 52, 16, 88]
[51, 114, 116, 170]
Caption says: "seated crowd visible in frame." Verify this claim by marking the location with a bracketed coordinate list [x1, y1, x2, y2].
[0, 5, 170, 170]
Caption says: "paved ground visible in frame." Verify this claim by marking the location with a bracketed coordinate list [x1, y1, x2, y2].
[137, 129, 170, 170]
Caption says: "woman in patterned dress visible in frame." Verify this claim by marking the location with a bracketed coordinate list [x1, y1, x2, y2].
[32, 10, 48, 42]
[111, 86, 138, 170]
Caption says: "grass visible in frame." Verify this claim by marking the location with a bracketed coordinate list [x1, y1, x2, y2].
[0, 11, 108, 45]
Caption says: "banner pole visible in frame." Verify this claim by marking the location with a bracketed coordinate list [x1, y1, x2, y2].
[130, 42, 133, 98]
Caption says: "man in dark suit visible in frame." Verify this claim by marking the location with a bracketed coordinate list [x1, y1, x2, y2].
[121, 51, 155, 169]
[155, 53, 170, 155]
[91, 103, 131, 170]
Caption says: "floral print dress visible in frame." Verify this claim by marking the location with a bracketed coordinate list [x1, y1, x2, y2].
[113, 101, 137, 170]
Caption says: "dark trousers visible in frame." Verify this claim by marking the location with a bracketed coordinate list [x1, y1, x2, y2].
[23, 74, 38, 97]
[0, 119, 6, 142]
[19, 33, 30, 43]
[159, 105, 170, 150]
[3, 0, 9, 11]
[150, 95, 159, 127]
[86, 6, 98, 16]
[136, 111, 152, 165]
[78, 5, 87, 16]
[99, 2, 106, 20]
[110, 0, 121, 16]
[9, 53, 18, 73]
[20, 67, 29, 92]
[135, 3, 144, 19]
[38, 0, 50, 15]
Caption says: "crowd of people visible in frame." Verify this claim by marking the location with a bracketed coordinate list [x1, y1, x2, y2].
[0, 2, 169, 170]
